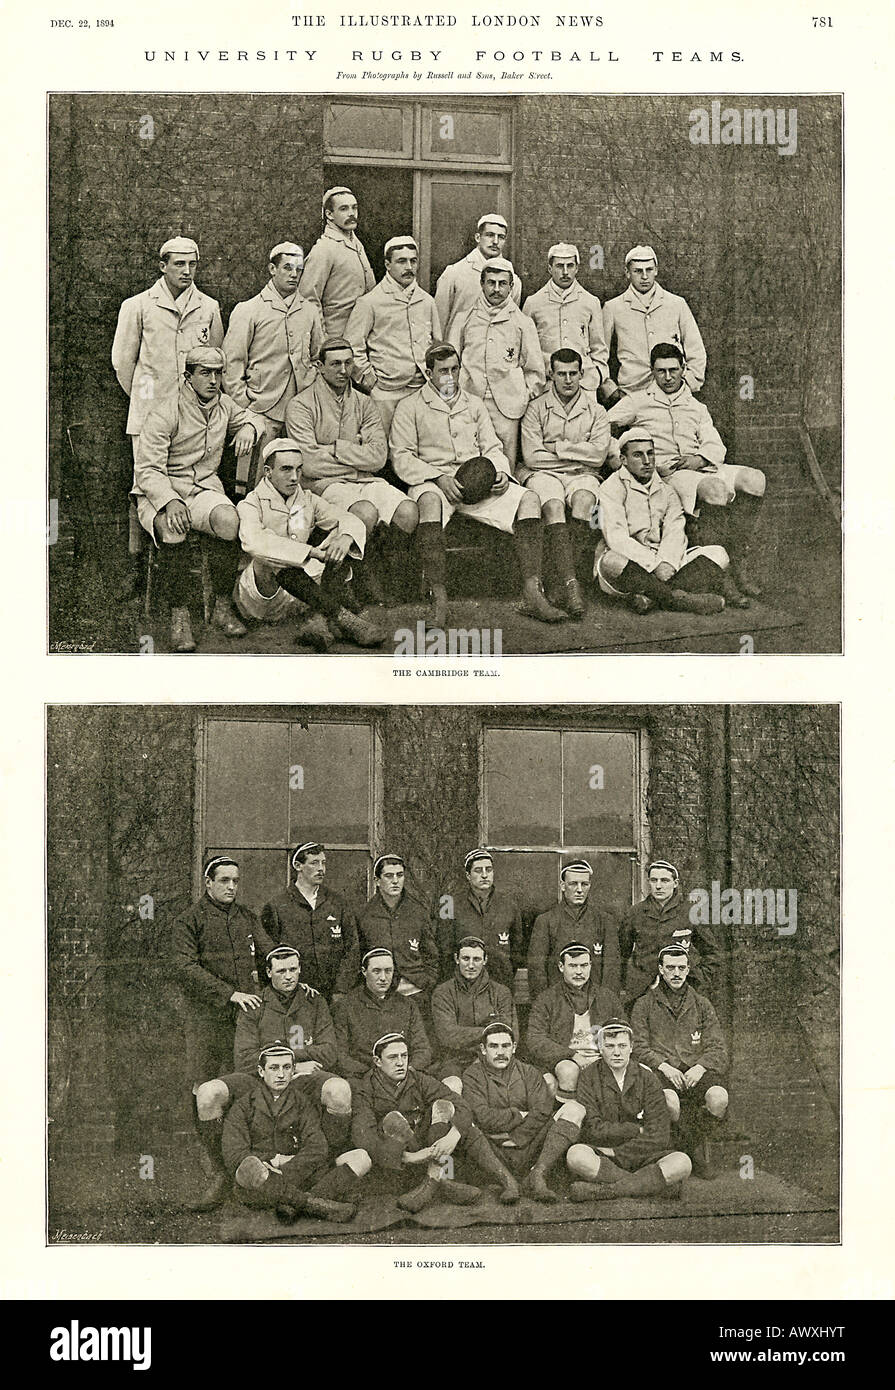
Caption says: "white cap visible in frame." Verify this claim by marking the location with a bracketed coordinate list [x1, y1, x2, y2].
[618, 426, 654, 450]
[476, 213, 508, 231]
[384, 235, 418, 256]
[481, 256, 514, 278]
[269, 241, 303, 261]
[262, 437, 302, 463]
[625, 244, 658, 266]
[322, 186, 354, 215]
[547, 242, 580, 264]
[160, 236, 199, 258]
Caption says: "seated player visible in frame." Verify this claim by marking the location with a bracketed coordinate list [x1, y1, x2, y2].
[235, 438, 384, 649]
[351, 1032, 504, 1212]
[566, 1020, 692, 1201]
[620, 859, 722, 1004]
[220, 1042, 371, 1224]
[357, 854, 439, 1003]
[285, 337, 419, 604]
[595, 427, 743, 614]
[608, 343, 766, 596]
[332, 948, 433, 1079]
[390, 342, 567, 628]
[132, 345, 264, 650]
[527, 858, 621, 999]
[431, 936, 519, 1092]
[601, 244, 707, 399]
[447, 257, 545, 470]
[526, 942, 624, 1102]
[519, 347, 613, 615]
[461, 1022, 582, 1203]
[630, 945, 729, 1178]
[190, 946, 352, 1211]
[436, 848, 520, 988]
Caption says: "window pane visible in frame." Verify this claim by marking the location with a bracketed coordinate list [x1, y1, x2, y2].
[205, 721, 290, 847]
[326, 103, 411, 156]
[424, 109, 509, 162]
[590, 852, 638, 914]
[428, 178, 508, 286]
[288, 723, 370, 846]
[205, 847, 290, 917]
[491, 851, 558, 919]
[322, 849, 372, 914]
[563, 732, 636, 847]
[484, 730, 561, 846]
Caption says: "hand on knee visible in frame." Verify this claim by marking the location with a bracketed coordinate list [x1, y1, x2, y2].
[321, 1077, 352, 1116]
[336, 1148, 372, 1178]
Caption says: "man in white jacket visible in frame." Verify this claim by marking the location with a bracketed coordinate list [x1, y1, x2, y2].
[235, 439, 383, 650]
[523, 243, 609, 394]
[448, 258, 545, 472]
[434, 213, 522, 337]
[223, 241, 325, 494]
[602, 245, 707, 399]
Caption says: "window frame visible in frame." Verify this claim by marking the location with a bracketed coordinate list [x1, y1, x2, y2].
[193, 713, 384, 902]
[477, 722, 651, 906]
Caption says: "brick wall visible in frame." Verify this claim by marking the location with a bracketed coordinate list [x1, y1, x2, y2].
[516, 95, 841, 487]
[47, 704, 840, 1162]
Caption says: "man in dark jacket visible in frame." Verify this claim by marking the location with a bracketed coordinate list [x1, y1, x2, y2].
[461, 1022, 583, 1202]
[527, 859, 621, 998]
[357, 854, 439, 1000]
[261, 840, 360, 1000]
[620, 859, 722, 1003]
[191, 945, 353, 1211]
[436, 848, 522, 987]
[351, 1031, 513, 1210]
[431, 936, 518, 1088]
[332, 948, 433, 1078]
[630, 945, 729, 1177]
[526, 942, 624, 1101]
[566, 1020, 692, 1200]
[221, 1042, 370, 1223]
[173, 854, 276, 1209]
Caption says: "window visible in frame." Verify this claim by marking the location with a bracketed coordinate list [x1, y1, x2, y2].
[481, 726, 648, 912]
[198, 717, 379, 910]
[324, 98, 514, 291]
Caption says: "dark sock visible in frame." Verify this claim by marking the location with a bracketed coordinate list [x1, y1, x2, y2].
[674, 555, 726, 594]
[696, 501, 729, 551]
[161, 540, 192, 609]
[544, 522, 575, 584]
[613, 560, 673, 607]
[278, 566, 342, 619]
[205, 538, 240, 600]
[729, 492, 764, 559]
[513, 516, 543, 582]
[416, 520, 447, 591]
[570, 517, 596, 582]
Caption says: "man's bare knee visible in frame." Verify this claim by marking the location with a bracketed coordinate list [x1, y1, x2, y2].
[336, 1148, 372, 1178]
[659, 1151, 692, 1183]
[394, 500, 419, 532]
[417, 493, 443, 524]
[516, 490, 541, 521]
[196, 1078, 229, 1121]
[541, 498, 565, 525]
[543, 1072, 558, 1099]
[431, 1099, 455, 1126]
[554, 1059, 581, 1095]
[235, 1155, 269, 1190]
[664, 1088, 681, 1122]
[705, 1086, 728, 1118]
[209, 504, 239, 541]
[570, 489, 597, 519]
[441, 1075, 463, 1096]
[555, 1100, 585, 1129]
[154, 517, 186, 545]
[566, 1143, 599, 1179]
[600, 549, 627, 581]
[381, 1110, 414, 1143]
[322, 1077, 352, 1116]
[696, 478, 730, 508]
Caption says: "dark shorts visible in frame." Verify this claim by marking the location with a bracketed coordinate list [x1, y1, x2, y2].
[667, 1069, 727, 1104]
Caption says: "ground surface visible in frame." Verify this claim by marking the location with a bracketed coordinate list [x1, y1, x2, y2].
[52, 493, 841, 656]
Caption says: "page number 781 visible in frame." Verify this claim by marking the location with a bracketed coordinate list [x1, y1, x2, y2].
[812, 15, 833, 24]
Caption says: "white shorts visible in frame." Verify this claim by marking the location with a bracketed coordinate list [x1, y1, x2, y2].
[317, 477, 408, 525]
[408, 478, 525, 533]
[523, 470, 602, 506]
[234, 560, 304, 624]
[595, 542, 722, 596]
[134, 485, 235, 542]
[666, 463, 737, 515]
